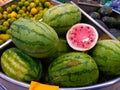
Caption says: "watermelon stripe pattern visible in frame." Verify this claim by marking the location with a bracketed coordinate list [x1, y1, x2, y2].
[91, 40, 120, 76]
[43, 3, 82, 36]
[1, 48, 42, 82]
[10, 18, 59, 58]
[48, 52, 99, 87]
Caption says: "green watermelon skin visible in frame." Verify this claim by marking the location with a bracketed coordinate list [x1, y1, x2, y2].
[10, 18, 59, 58]
[48, 52, 99, 87]
[1, 47, 42, 82]
[44, 38, 73, 64]
[55, 38, 73, 57]
[91, 40, 120, 76]
[42, 3, 82, 36]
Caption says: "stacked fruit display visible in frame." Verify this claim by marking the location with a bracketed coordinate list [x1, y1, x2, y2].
[0, 2, 120, 88]
[0, 0, 53, 45]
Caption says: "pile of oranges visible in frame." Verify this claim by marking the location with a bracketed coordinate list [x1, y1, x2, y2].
[0, 0, 53, 45]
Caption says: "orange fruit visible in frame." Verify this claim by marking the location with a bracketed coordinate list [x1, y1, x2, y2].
[0, 13, 3, 19]
[30, 2, 36, 8]
[11, 4, 17, 11]
[10, 11, 17, 18]
[1, 26, 8, 33]
[22, 6, 27, 12]
[0, 19, 5, 25]
[3, 21, 10, 27]
[18, 1, 24, 7]
[24, 1, 29, 6]
[3, 11, 8, 15]
[0, 34, 10, 41]
[7, 13, 11, 18]
[34, 0, 40, 6]
[6, 6, 12, 13]
[16, 6, 21, 11]
[34, 14, 42, 20]
[9, 18, 16, 23]
[6, 29, 11, 34]
[18, 10, 24, 14]
[26, 11, 30, 15]
[17, 14, 22, 19]
[21, 0, 26, 3]
[0, 39, 4, 44]
[43, 8, 48, 13]
[40, 0, 46, 4]
[22, 13, 27, 17]
[7, 18, 14, 24]
[44, 1, 52, 8]
[27, 6, 31, 11]
[3, 14, 8, 20]
[30, 8, 38, 15]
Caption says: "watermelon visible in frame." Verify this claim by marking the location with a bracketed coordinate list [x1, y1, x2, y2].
[10, 18, 59, 58]
[66, 23, 98, 51]
[91, 40, 120, 76]
[42, 3, 82, 36]
[43, 38, 73, 66]
[48, 52, 99, 87]
[1, 47, 42, 82]
[55, 38, 73, 57]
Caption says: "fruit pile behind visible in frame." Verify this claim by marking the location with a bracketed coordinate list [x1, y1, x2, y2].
[0, 0, 53, 44]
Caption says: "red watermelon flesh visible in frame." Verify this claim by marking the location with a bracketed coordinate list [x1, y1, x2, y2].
[66, 23, 98, 51]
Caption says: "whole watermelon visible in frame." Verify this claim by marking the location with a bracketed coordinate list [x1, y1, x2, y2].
[91, 40, 120, 76]
[48, 52, 99, 87]
[10, 18, 59, 58]
[42, 3, 82, 36]
[1, 47, 42, 82]
[45, 38, 73, 64]
[55, 38, 73, 57]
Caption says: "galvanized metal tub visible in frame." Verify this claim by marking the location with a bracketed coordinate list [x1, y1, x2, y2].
[1, 69, 120, 90]
[0, 0, 120, 90]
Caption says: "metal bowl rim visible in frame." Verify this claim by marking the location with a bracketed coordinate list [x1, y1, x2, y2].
[0, 72, 120, 90]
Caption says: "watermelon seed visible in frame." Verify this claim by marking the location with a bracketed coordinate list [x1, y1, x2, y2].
[80, 26, 83, 28]
[82, 44, 85, 48]
[87, 26, 90, 29]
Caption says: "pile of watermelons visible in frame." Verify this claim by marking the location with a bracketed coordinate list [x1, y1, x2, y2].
[0, 2, 120, 88]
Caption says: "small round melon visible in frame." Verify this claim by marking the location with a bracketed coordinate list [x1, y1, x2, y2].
[66, 23, 98, 51]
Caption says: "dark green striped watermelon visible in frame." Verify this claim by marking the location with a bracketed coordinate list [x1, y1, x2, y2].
[1, 47, 42, 82]
[44, 38, 73, 64]
[42, 3, 82, 36]
[91, 40, 120, 76]
[55, 38, 73, 57]
[48, 52, 99, 87]
[10, 18, 59, 58]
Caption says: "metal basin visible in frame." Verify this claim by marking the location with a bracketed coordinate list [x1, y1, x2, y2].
[0, 0, 120, 90]
[1, 71, 120, 90]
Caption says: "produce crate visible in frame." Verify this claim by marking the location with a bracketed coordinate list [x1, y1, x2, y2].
[72, 0, 120, 40]
[0, 0, 120, 90]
